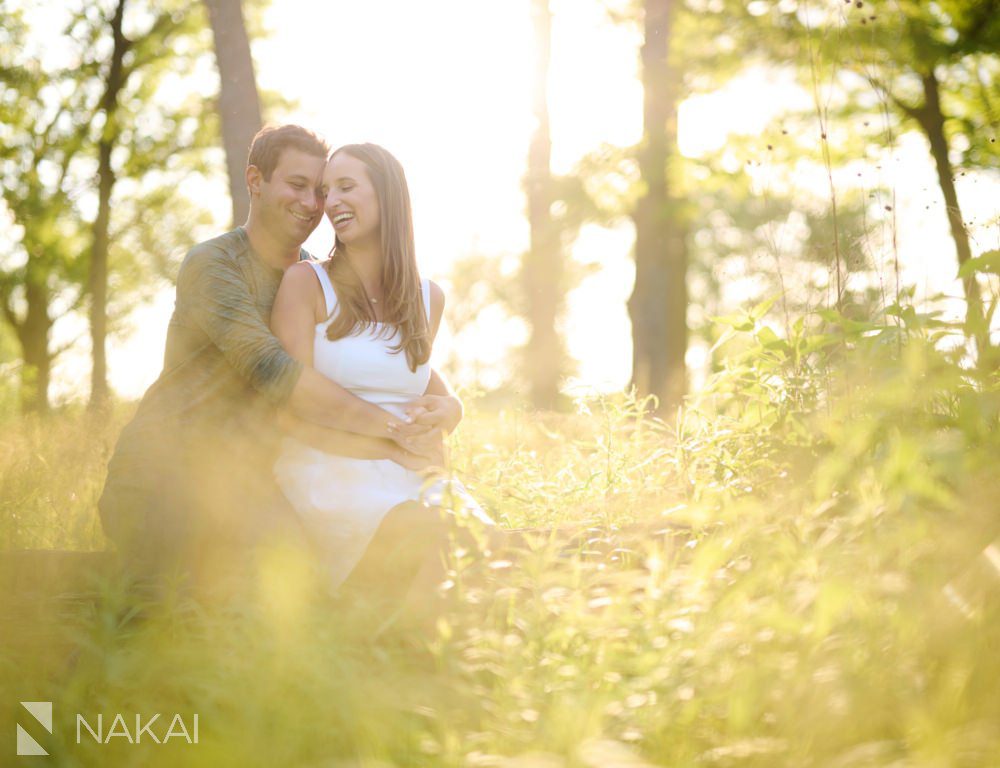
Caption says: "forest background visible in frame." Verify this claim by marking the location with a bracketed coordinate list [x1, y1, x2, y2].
[1, 0, 999, 765]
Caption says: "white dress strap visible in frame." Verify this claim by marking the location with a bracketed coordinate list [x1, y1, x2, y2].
[308, 260, 338, 319]
[421, 278, 432, 324]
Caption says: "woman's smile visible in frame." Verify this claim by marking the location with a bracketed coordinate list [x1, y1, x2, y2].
[324, 153, 380, 244]
[331, 210, 355, 230]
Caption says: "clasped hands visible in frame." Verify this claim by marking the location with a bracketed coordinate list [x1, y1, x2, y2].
[386, 394, 463, 472]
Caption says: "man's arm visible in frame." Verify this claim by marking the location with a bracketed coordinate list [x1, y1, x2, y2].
[286, 365, 417, 439]
[183, 251, 423, 442]
[271, 263, 434, 440]
[275, 409, 436, 469]
[275, 408, 397, 459]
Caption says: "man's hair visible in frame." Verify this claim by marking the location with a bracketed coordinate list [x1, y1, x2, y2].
[247, 125, 330, 181]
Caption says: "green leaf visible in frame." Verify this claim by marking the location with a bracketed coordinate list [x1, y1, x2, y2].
[958, 250, 1000, 279]
[750, 295, 779, 321]
[709, 325, 739, 354]
[710, 313, 755, 332]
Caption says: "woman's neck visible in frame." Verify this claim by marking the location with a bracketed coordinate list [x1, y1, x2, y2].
[342, 242, 384, 295]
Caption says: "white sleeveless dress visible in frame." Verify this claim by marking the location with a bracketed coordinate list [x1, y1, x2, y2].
[273, 260, 492, 589]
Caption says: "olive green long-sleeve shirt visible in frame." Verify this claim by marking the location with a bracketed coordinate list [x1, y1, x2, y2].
[100, 228, 308, 553]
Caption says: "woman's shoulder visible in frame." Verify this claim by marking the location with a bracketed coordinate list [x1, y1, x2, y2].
[277, 261, 330, 321]
[280, 259, 323, 288]
[426, 279, 445, 334]
[426, 279, 445, 305]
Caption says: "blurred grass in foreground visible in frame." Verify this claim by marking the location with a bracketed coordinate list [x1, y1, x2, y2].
[1, 306, 999, 767]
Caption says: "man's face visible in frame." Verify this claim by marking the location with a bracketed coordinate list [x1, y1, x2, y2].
[250, 148, 326, 247]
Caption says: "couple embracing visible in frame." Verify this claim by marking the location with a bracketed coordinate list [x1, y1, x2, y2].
[99, 125, 492, 599]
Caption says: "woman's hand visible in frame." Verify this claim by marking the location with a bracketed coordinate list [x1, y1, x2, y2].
[404, 394, 463, 434]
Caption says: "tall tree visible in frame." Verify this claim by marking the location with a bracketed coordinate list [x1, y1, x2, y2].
[88, 0, 216, 409]
[1, 0, 215, 413]
[861, 2, 1000, 359]
[0, 6, 91, 413]
[203, 0, 263, 227]
[521, 0, 566, 409]
[630, 0, 688, 411]
[715, 0, 1000, 357]
[88, 0, 130, 411]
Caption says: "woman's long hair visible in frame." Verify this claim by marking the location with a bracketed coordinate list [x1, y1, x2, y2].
[324, 143, 430, 372]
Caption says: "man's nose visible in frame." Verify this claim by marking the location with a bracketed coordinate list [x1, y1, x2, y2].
[304, 187, 322, 211]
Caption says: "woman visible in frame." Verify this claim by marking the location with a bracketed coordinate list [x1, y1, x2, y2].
[270, 143, 493, 592]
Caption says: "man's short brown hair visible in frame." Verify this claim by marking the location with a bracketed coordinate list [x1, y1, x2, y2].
[247, 125, 330, 181]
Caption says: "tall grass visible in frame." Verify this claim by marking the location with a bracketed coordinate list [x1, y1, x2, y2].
[3, 4, 999, 764]
[0, 409, 124, 551]
[2, 305, 998, 766]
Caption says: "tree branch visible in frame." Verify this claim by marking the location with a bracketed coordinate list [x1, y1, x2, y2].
[860, 71, 923, 122]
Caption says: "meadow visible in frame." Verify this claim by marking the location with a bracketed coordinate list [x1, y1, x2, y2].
[2, 307, 998, 767]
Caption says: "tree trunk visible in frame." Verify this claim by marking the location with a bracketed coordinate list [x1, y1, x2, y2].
[522, 0, 564, 409]
[203, 0, 263, 227]
[88, 0, 129, 412]
[915, 68, 989, 358]
[17, 276, 54, 414]
[629, 0, 687, 411]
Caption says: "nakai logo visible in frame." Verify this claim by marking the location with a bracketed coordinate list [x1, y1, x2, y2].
[76, 712, 200, 745]
[17, 701, 52, 756]
[15, 701, 200, 756]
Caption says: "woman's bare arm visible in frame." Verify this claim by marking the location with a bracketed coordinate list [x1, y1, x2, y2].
[271, 262, 427, 444]
[405, 281, 464, 433]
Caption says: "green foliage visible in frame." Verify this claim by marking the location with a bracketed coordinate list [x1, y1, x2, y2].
[0, 0, 220, 410]
[730, 0, 1000, 171]
[2, 310, 998, 765]
[959, 249, 1000, 279]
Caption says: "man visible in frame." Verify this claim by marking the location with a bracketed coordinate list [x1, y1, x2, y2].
[100, 125, 459, 585]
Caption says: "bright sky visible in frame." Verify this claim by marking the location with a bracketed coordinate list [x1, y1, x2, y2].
[259, 0, 647, 396]
[101, 0, 652, 398]
[42, 0, 997, 401]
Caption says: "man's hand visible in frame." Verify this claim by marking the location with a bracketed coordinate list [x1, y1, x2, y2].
[402, 427, 445, 462]
[403, 394, 464, 434]
[391, 446, 439, 473]
[390, 418, 445, 472]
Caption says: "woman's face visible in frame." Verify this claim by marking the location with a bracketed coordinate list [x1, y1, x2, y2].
[324, 152, 380, 247]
